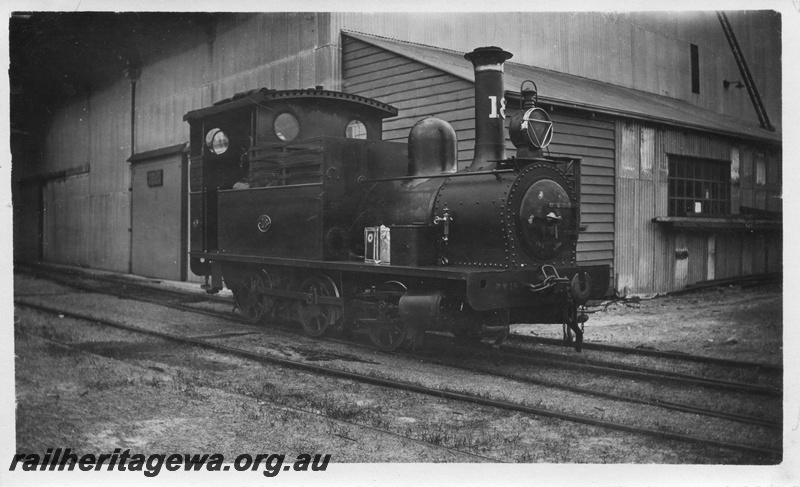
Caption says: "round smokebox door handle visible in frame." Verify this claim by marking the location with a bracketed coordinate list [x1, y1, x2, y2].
[546, 212, 562, 223]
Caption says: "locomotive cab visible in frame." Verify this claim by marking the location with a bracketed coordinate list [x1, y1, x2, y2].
[185, 88, 401, 280]
[186, 88, 395, 191]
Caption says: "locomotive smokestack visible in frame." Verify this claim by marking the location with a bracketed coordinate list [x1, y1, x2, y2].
[465, 46, 513, 171]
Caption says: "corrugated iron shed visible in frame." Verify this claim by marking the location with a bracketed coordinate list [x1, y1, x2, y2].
[343, 31, 780, 144]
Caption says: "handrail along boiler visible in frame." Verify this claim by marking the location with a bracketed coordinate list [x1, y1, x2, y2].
[184, 46, 610, 351]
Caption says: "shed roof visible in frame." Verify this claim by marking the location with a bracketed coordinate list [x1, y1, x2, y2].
[343, 31, 780, 144]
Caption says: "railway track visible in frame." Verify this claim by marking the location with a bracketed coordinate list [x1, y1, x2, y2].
[506, 333, 782, 373]
[419, 338, 781, 430]
[18, 265, 783, 390]
[15, 296, 781, 460]
[18, 266, 782, 419]
[26, 333, 497, 463]
[15, 266, 782, 457]
[492, 342, 780, 396]
[17, 264, 783, 375]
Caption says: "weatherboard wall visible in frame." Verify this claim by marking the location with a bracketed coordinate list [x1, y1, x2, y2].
[342, 35, 615, 273]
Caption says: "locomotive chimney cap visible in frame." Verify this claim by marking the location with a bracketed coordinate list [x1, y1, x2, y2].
[464, 46, 513, 71]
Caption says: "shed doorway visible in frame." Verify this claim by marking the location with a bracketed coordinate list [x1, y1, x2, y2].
[129, 144, 187, 281]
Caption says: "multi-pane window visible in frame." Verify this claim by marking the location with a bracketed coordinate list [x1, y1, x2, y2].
[668, 156, 730, 216]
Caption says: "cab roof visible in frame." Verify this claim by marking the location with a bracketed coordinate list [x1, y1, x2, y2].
[184, 87, 399, 122]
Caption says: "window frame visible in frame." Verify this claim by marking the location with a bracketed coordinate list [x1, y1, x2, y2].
[667, 155, 730, 217]
[690, 44, 700, 94]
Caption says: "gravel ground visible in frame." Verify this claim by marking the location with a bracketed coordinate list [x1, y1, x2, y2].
[7, 268, 796, 486]
[515, 282, 783, 364]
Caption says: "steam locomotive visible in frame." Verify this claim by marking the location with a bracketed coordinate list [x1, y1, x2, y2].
[184, 46, 610, 351]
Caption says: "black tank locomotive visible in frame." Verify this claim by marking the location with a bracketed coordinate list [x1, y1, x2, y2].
[185, 46, 610, 351]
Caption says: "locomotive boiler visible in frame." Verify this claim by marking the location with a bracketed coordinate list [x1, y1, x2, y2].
[184, 46, 610, 351]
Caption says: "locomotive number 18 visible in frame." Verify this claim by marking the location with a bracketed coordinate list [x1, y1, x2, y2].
[488, 95, 507, 120]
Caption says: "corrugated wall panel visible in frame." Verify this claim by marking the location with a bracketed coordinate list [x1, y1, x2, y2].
[767, 150, 782, 212]
[39, 78, 132, 272]
[718, 235, 744, 280]
[44, 93, 91, 173]
[615, 178, 637, 295]
[86, 79, 132, 272]
[34, 13, 339, 276]
[686, 233, 708, 284]
[766, 237, 781, 273]
[617, 121, 780, 294]
[741, 234, 754, 276]
[652, 128, 671, 291]
[212, 14, 323, 83]
[43, 175, 89, 266]
[753, 235, 767, 274]
[13, 181, 42, 261]
[616, 121, 658, 294]
[635, 179, 656, 293]
[673, 233, 688, 289]
[89, 80, 130, 195]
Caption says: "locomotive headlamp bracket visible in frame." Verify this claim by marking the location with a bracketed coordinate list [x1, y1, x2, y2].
[433, 206, 453, 242]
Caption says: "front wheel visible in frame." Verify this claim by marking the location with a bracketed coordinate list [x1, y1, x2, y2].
[367, 281, 416, 351]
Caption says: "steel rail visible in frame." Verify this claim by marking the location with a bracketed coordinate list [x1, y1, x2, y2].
[34, 276, 781, 430]
[496, 343, 780, 397]
[17, 266, 782, 428]
[417, 336, 780, 430]
[18, 263, 783, 375]
[30, 334, 497, 463]
[15, 299, 781, 458]
[507, 333, 783, 374]
[25, 266, 781, 397]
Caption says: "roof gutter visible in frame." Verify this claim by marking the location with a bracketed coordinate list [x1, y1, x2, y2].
[506, 92, 780, 146]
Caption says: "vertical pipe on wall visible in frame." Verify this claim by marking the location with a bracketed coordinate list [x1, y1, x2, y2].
[124, 63, 141, 274]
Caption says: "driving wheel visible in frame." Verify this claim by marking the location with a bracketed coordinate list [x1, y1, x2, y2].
[232, 269, 274, 324]
[367, 281, 415, 351]
[296, 274, 342, 337]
